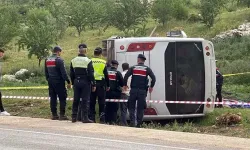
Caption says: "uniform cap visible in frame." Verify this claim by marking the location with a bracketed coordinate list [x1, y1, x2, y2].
[138, 54, 146, 60]
[78, 44, 87, 49]
[94, 47, 102, 53]
[111, 60, 119, 65]
[53, 46, 62, 52]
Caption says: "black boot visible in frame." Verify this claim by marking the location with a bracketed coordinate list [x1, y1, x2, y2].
[72, 114, 77, 123]
[82, 110, 94, 123]
[99, 112, 105, 124]
[59, 115, 69, 121]
[59, 108, 69, 120]
[51, 115, 59, 120]
[51, 112, 59, 120]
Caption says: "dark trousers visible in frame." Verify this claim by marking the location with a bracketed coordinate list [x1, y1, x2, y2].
[105, 91, 120, 124]
[89, 84, 106, 122]
[216, 86, 222, 108]
[0, 91, 5, 112]
[128, 88, 147, 127]
[48, 79, 67, 116]
[72, 79, 91, 121]
[119, 93, 128, 126]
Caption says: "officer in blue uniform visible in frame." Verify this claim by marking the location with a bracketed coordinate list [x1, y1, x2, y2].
[216, 66, 223, 108]
[124, 54, 156, 127]
[45, 46, 71, 120]
[105, 60, 124, 124]
[70, 44, 96, 123]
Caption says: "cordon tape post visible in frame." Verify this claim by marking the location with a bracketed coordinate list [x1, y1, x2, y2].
[2, 95, 250, 106]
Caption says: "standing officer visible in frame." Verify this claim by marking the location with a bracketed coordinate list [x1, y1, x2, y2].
[216, 61, 223, 108]
[105, 60, 124, 124]
[45, 46, 71, 120]
[70, 44, 96, 123]
[89, 47, 110, 123]
[124, 54, 156, 127]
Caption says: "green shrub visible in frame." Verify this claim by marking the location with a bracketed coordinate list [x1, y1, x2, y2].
[214, 36, 250, 73]
[173, 4, 189, 20]
[188, 13, 202, 22]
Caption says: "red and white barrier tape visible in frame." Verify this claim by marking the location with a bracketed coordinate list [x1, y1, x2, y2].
[2, 96, 73, 101]
[2, 95, 250, 105]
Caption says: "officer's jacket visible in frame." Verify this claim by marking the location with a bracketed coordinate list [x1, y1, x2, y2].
[92, 57, 109, 87]
[108, 67, 124, 92]
[124, 63, 156, 90]
[70, 54, 96, 86]
[45, 54, 70, 83]
[216, 68, 223, 86]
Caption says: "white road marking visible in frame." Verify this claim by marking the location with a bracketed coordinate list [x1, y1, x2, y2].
[0, 127, 198, 150]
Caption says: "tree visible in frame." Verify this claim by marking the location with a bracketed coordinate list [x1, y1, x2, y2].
[172, 0, 189, 20]
[109, 0, 149, 36]
[151, 0, 174, 26]
[200, 0, 225, 27]
[86, 0, 104, 29]
[44, 0, 69, 38]
[240, 0, 250, 7]
[67, 0, 88, 36]
[18, 8, 60, 66]
[0, 7, 20, 49]
[98, 0, 117, 32]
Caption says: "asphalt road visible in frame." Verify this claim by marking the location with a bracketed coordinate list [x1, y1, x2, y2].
[0, 116, 250, 150]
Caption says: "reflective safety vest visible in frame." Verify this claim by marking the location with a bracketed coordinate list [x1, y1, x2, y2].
[91, 57, 106, 80]
[71, 56, 91, 69]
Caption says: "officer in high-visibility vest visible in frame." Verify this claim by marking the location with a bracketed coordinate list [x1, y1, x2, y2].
[89, 47, 110, 123]
[70, 44, 96, 123]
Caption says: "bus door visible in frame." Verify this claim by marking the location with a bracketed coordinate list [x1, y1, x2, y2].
[116, 52, 127, 72]
[102, 39, 115, 64]
[165, 42, 205, 115]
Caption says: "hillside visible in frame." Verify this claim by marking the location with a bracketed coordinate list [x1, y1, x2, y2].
[3, 8, 250, 72]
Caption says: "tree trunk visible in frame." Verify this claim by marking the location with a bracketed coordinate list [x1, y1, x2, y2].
[98, 28, 102, 36]
[103, 25, 109, 32]
[38, 58, 42, 67]
[77, 30, 81, 36]
[76, 27, 81, 36]
[90, 23, 94, 29]
[162, 20, 165, 26]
